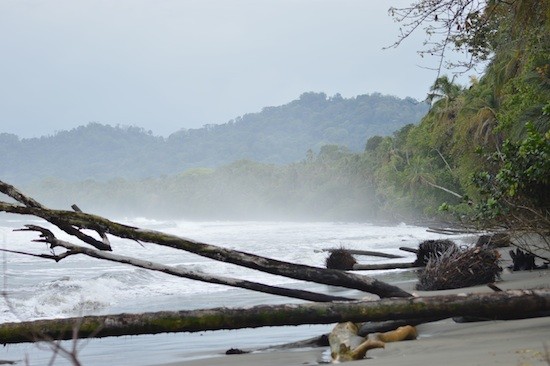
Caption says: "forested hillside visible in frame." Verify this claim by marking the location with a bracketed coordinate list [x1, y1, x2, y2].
[0, 92, 427, 185]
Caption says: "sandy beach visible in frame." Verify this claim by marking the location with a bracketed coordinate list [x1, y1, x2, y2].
[155, 252, 550, 366]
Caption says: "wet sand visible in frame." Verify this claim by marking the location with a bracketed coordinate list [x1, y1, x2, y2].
[155, 254, 550, 366]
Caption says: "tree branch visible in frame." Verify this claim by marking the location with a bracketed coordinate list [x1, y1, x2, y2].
[0, 247, 76, 262]
[0, 181, 111, 251]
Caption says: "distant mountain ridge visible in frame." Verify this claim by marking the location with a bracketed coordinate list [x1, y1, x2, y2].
[0, 92, 428, 184]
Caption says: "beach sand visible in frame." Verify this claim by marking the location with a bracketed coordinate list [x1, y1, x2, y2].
[156, 254, 550, 366]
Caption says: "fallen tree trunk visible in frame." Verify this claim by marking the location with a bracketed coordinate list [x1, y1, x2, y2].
[11, 226, 352, 303]
[1, 289, 548, 344]
[321, 249, 403, 259]
[352, 262, 417, 270]
[0, 199, 410, 298]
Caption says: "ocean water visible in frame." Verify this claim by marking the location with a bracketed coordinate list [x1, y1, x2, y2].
[0, 218, 474, 365]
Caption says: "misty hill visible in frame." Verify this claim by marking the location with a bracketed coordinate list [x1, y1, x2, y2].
[1, 92, 428, 184]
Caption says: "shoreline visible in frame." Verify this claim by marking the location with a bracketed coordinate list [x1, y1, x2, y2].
[156, 316, 550, 366]
[154, 250, 550, 366]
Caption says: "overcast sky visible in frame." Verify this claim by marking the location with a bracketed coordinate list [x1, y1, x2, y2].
[0, 0, 470, 138]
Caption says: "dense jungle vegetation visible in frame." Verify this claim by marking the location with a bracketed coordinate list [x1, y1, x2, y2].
[7, 1, 550, 229]
[368, 0, 550, 231]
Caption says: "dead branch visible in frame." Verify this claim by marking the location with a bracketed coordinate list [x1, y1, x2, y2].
[400, 246, 419, 254]
[0, 247, 75, 262]
[0, 182, 111, 251]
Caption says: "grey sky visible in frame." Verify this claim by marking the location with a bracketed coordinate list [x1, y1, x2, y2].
[1, 0, 469, 138]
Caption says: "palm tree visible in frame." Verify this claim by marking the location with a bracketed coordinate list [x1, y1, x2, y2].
[427, 75, 464, 108]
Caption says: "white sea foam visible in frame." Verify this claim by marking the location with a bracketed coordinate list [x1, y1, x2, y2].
[1, 219, 464, 322]
[0, 219, 476, 365]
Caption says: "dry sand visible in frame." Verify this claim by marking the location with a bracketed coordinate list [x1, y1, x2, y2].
[156, 254, 550, 366]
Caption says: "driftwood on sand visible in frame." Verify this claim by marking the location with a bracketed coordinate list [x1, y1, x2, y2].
[322, 248, 413, 271]
[352, 262, 417, 270]
[326, 240, 462, 271]
[328, 322, 385, 362]
[329, 321, 417, 362]
[321, 248, 403, 259]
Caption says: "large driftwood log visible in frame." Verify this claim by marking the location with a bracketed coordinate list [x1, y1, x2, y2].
[0, 181, 410, 298]
[321, 248, 403, 259]
[352, 262, 417, 270]
[1, 289, 549, 344]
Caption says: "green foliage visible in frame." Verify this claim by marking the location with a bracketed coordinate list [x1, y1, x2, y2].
[471, 122, 549, 222]
[372, 0, 550, 227]
[427, 76, 465, 106]
[365, 135, 384, 152]
[497, 47, 550, 136]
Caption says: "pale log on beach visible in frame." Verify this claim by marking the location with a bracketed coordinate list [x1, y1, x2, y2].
[329, 322, 385, 362]
[0, 180, 411, 299]
[1, 289, 549, 344]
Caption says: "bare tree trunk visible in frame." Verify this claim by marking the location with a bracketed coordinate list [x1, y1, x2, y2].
[1, 289, 548, 344]
[420, 176, 463, 199]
